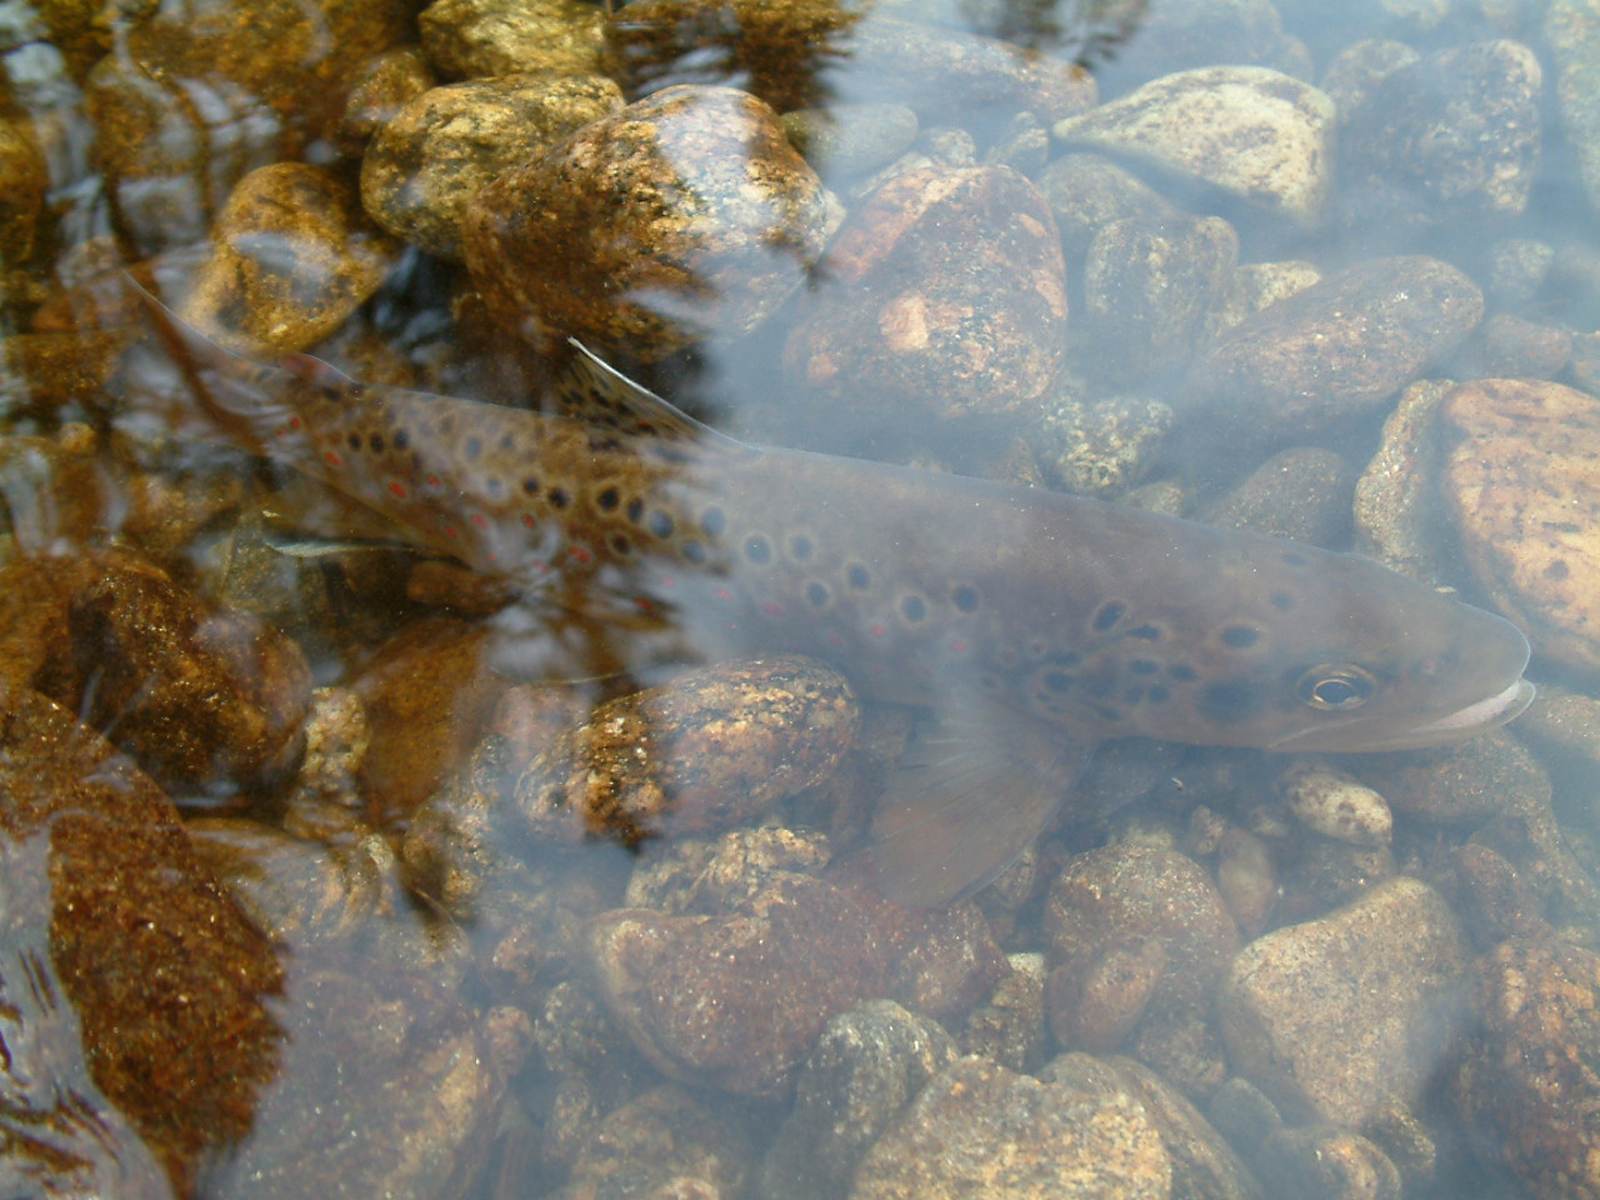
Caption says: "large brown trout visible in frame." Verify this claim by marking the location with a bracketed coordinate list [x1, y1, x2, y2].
[138, 287, 1534, 905]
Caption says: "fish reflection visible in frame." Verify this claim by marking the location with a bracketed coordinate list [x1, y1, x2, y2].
[136, 283, 1534, 907]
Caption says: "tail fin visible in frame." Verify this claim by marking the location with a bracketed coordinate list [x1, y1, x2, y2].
[121, 273, 327, 448]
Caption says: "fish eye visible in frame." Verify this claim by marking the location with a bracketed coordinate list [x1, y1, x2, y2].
[1296, 664, 1377, 711]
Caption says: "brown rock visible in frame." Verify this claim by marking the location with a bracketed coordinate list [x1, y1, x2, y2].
[464, 84, 839, 360]
[784, 164, 1067, 421]
[850, 1055, 1172, 1199]
[1453, 936, 1600, 1200]
[1185, 256, 1483, 454]
[334, 46, 435, 156]
[420, 0, 606, 79]
[361, 73, 622, 261]
[1219, 877, 1468, 1126]
[555, 1085, 753, 1200]
[1200, 446, 1354, 546]
[0, 118, 46, 264]
[181, 162, 399, 355]
[1440, 378, 1600, 675]
[0, 687, 283, 1194]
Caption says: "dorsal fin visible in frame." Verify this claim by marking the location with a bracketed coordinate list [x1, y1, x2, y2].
[558, 339, 750, 453]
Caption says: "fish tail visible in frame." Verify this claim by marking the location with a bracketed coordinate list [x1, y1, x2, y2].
[122, 272, 318, 450]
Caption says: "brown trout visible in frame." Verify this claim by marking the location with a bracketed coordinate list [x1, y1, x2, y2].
[137, 286, 1534, 905]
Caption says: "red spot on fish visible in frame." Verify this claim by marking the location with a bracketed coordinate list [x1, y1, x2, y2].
[521, 513, 535, 528]
[714, 587, 734, 602]
[635, 597, 653, 613]
[826, 631, 845, 648]
[471, 513, 488, 530]
[869, 623, 887, 638]
[288, 416, 302, 431]
[387, 480, 408, 499]
[323, 450, 343, 468]
[426, 474, 441, 489]
[444, 526, 460, 541]
[660, 576, 676, 589]
[761, 601, 784, 618]
[569, 545, 592, 565]
[949, 638, 968, 654]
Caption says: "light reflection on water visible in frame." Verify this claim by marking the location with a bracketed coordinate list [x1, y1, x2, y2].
[0, 1, 1593, 1197]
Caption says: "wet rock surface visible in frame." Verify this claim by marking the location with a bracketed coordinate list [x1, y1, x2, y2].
[464, 84, 839, 360]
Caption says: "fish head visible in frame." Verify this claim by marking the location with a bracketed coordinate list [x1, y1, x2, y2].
[1012, 527, 1533, 753]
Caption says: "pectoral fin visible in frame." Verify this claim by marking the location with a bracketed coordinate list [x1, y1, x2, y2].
[857, 705, 1095, 908]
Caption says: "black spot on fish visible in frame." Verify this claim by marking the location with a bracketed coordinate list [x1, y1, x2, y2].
[1168, 664, 1198, 682]
[848, 564, 870, 590]
[1124, 686, 1146, 704]
[807, 582, 829, 607]
[902, 596, 926, 622]
[1148, 685, 1169, 704]
[465, 436, 483, 460]
[1092, 601, 1126, 633]
[1221, 625, 1261, 649]
[394, 429, 410, 451]
[1282, 551, 1309, 568]
[486, 477, 504, 498]
[612, 535, 631, 555]
[682, 541, 706, 564]
[1270, 592, 1295, 611]
[1042, 671, 1072, 692]
[745, 535, 771, 564]
[347, 432, 361, 450]
[1092, 704, 1122, 722]
[952, 585, 980, 613]
[1198, 679, 1265, 724]
[1127, 624, 1163, 641]
[597, 487, 620, 511]
[549, 487, 570, 509]
[522, 476, 540, 496]
[498, 433, 515, 451]
[790, 535, 813, 561]
[370, 433, 385, 453]
[627, 498, 644, 524]
[1129, 660, 1160, 676]
[1045, 650, 1082, 669]
[701, 507, 727, 537]
[648, 512, 674, 539]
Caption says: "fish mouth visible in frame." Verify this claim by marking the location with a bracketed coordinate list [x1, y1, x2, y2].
[1270, 677, 1536, 753]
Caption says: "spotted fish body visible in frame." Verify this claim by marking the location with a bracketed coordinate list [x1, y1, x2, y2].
[144, 293, 1535, 904]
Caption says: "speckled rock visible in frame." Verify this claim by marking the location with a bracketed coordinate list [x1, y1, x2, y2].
[1351, 379, 1453, 580]
[760, 1000, 959, 1200]
[784, 164, 1067, 420]
[1081, 216, 1238, 383]
[782, 103, 920, 183]
[610, 5, 1095, 125]
[1454, 936, 1600, 1199]
[1200, 447, 1353, 546]
[850, 1055, 1172, 1199]
[82, 0, 406, 252]
[334, 46, 434, 156]
[1515, 682, 1600, 776]
[0, 328, 130, 417]
[624, 825, 835, 915]
[181, 162, 399, 355]
[2, 548, 312, 797]
[1486, 236, 1554, 306]
[420, 0, 605, 79]
[586, 877, 895, 1096]
[0, 118, 46, 265]
[1319, 38, 1419, 121]
[1546, 0, 1600, 219]
[1279, 763, 1393, 846]
[1256, 1126, 1402, 1200]
[1037, 153, 1185, 259]
[1032, 383, 1173, 498]
[1043, 1053, 1265, 1200]
[1440, 378, 1600, 675]
[554, 1085, 753, 1200]
[1453, 842, 1551, 948]
[1214, 259, 1321, 330]
[1185, 256, 1483, 453]
[1217, 827, 1277, 936]
[1340, 40, 1542, 232]
[1092, 0, 1301, 90]
[1053, 66, 1336, 228]
[361, 73, 622, 261]
[0, 425, 112, 550]
[464, 84, 839, 360]
[514, 656, 858, 848]
[1219, 877, 1469, 1126]
[0, 687, 283, 1195]
[205, 969, 531, 1197]
[962, 952, 1048, 1073]
[1475, 313, 1572, 377]
[355, 616, 506, 826]
[1045, 845, 1240, 1054]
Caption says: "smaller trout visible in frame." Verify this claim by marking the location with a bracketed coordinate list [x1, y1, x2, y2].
[136, 283, 1534, 906]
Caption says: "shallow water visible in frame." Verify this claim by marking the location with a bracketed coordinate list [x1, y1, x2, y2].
[1, 0, 1598, 1197]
